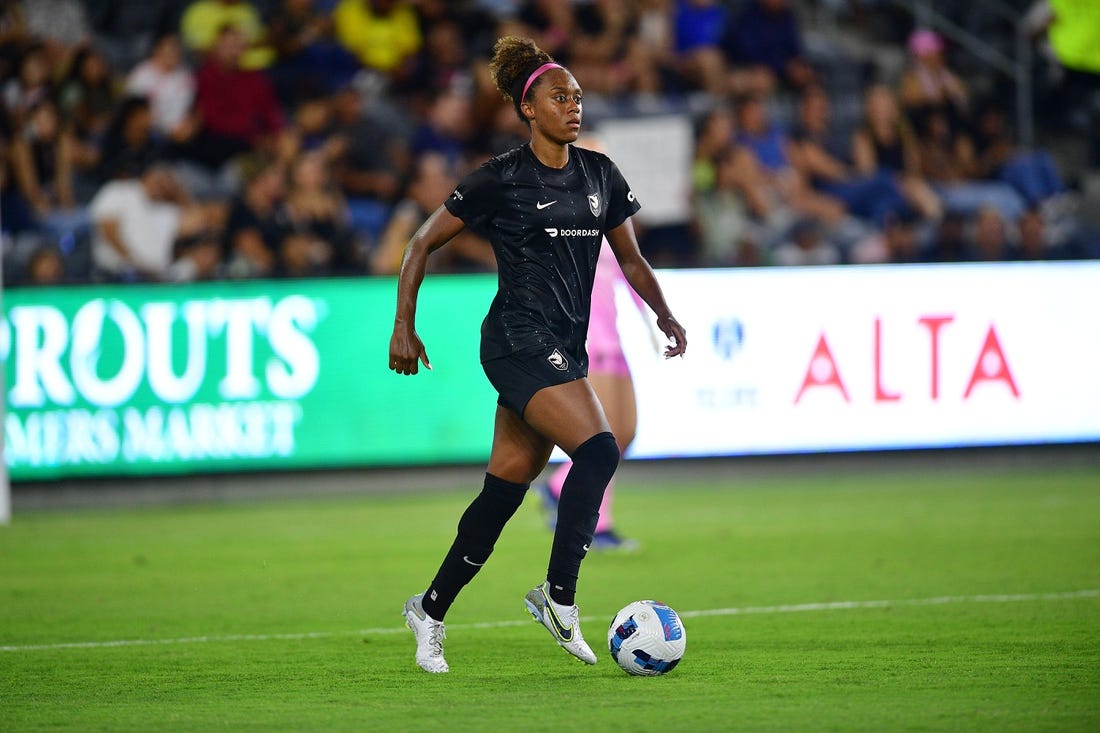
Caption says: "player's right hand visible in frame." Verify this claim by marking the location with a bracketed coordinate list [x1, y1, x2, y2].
[389, 326, 432, 375]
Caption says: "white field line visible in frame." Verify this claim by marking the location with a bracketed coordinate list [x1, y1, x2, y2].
[2, 589, 1097, 653]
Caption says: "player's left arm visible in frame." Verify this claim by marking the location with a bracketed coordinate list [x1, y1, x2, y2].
[606, 219, 686, 358]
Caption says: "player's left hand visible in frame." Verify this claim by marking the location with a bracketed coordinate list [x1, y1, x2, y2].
[657, 314, 687, 359]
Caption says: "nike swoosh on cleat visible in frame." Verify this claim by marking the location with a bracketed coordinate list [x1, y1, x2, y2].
[462, 556, 486, 567]
[542, 590, 574, 642]
[536, 200, 557, 210]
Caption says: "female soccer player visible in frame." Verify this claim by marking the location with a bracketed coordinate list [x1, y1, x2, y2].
[389, 36, 687, 674]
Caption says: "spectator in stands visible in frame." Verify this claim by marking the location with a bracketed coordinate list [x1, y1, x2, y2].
[694, 106, 794, 250]
[187, 25, 285, 171]
[371, 151, 494, 274]
[916, 108, 1026, 222]
[268, 0, 359, 104]
[2, 44, 50, 129]
[790, 84, 911, 225]
[692, 145, 760, 266]
[851, 84, 942, 220]
[89, 164, 220, 281]
[181, 0, 275, 70]
[849, 209, 923, 264]
[96, 96, 160, 183]
[280, 96, 340, 167]
[926, 211, 972, 263]
[0, 1, 28, 55]
[24, 244, 65, 285]
[635, 0, 677, 85]
[403, 17, 473, 101]
[22, 0, 90, 67]
[670, 0, 771, 97]
[970, 206, 1009, 262]
[1017, 208, 1053, 261]
[125, 33, 198, 143]
[329, 81, 409, 240]
[57, 45, 117, 174]
[411, 88, 475, 167]
[8, 99, 82, 234]
[692, 106, 734, 192]
[285, 150, 350, 270]
[223, 156, 289, 278]
[672, 0, 729, 96]
[972, 102, 1068, 208]
[735, 94, 847, 228]
[722, 0, 815, 91]
[512, 0, 574, 62]
[334, 0, 422, 78]
[772, 218, 841, 266]
[899, 29, 969, 132]
[277, 231, 330, 277]
[564, 0, 663, 97]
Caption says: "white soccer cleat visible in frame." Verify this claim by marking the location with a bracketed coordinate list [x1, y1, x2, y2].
[403, 593, 449, 673]
[524, 581, 597, 665]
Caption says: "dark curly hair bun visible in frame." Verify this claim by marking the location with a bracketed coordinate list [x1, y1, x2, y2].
[488, 35, 557, 124]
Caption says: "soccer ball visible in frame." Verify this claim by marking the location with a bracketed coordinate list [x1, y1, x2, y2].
[607, 600, 686, 676]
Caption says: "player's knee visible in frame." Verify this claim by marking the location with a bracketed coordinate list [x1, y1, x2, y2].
[572, 431, 619, 485]
[483, 473, 529, 510]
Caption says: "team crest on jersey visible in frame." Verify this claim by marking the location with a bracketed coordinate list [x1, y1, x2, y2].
[547, 348, 569, 371]
[587, 193, 601, 217]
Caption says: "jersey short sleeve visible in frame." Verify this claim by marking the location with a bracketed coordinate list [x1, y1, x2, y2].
[444, 163, 499, 237]
[603, 160, 641, 232]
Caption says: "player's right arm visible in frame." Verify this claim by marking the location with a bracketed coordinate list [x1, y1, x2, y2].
[389, 205, 466, 375]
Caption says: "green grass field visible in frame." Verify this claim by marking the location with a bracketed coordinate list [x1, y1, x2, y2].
[2, 462, 1099, 731]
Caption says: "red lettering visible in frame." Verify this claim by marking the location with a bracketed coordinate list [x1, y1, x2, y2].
[964, 325, 1019, 399]
[795, 333, 850, 404]
[874, 318, 901, 402]
[918, 315, 954, 400]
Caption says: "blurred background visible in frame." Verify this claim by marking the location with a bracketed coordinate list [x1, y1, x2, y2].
[1, 0, 1099, 491]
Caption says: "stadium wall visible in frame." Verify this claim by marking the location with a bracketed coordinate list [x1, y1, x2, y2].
[4, 263, 1099, 481]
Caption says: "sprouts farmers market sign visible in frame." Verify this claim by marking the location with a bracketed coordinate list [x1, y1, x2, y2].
[2, 278, 499, 480]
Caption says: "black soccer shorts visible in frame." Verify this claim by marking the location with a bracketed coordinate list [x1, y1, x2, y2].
[481, 344, 588, 418]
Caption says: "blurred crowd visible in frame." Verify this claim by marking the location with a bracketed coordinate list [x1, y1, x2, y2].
[0, 0, 1097, 286]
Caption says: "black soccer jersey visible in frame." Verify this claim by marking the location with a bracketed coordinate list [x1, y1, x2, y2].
[444, 144, 641, 365]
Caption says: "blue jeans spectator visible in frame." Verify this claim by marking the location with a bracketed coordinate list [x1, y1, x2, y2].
[820, 170, 910, 225]
[997, 151, 1065, 205]
[934, 181, 1027, 222]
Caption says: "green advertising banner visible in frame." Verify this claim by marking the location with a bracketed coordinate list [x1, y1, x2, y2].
[3, 276, 500, 480]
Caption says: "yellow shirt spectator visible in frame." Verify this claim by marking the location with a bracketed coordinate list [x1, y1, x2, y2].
[181, 0, 275, 70]
[334, 0, 421, 74]
[1049, 0, 1100, 75]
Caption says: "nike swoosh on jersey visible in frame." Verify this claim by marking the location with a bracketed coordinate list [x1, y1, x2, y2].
[536, 200, 558, 210]
[462, 556, 486, 567]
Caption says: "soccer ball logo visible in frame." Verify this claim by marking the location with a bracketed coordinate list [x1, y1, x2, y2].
[607, 600, 686, 676]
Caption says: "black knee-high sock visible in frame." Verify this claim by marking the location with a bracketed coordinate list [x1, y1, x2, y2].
[421, 473, 528, 621]
[547, 432, 619, 606]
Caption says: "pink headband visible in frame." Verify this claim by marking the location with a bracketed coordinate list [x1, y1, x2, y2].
[521, 62, 564, 102]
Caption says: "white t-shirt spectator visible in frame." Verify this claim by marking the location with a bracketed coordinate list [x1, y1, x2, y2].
[90, 180, 180, 276]
[125, 62, 195, 136]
